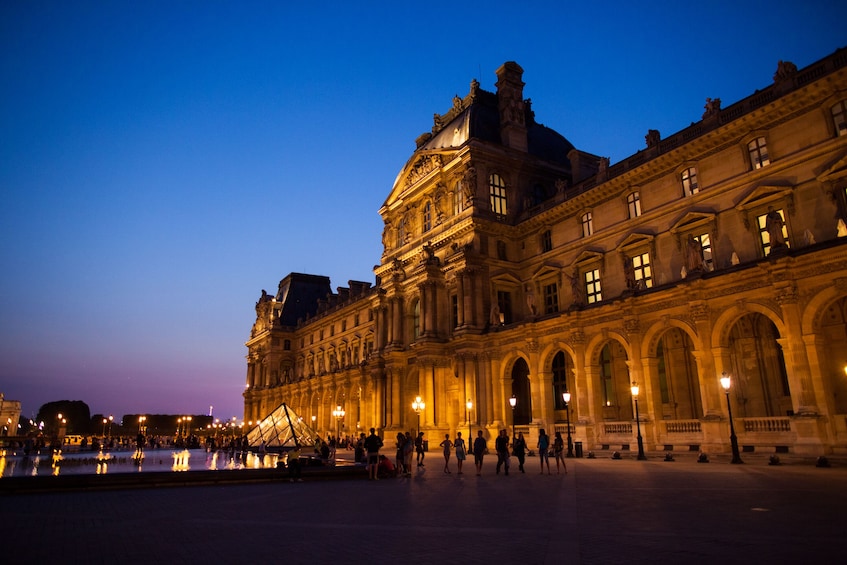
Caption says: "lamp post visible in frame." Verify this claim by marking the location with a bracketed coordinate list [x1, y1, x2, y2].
[185, 415, 192, 437]
[102, 417, 108, 438]
[563, 392, 573, 457]
[630, 384, 647, 460]
[311, 415, 317, 432]
[720, 372, 744, 464]
[508, 395, 517, 441]
[412, 395, 425, 437]
[332, 405, 346, 444]
[107, 415, 113, 437]
[466, 399, 473, 446]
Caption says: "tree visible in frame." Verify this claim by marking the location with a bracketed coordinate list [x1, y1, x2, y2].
[36, 401, 91, 435]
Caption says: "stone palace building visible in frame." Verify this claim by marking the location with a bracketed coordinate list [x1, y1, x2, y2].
[245, 47, 847, 456]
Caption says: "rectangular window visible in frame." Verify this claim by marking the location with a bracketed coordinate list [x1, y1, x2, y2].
[543, 283, 558, 314]
[748, 137, 770, 169]
[453, 181, 464, 215]
[584, 269, 602, 304]
[497, 290, 512, 324]
[693, 232, 713, 270]
[757, 208, 789, 255]
[627, 192, 641, 218]
[832, 101, 847, 136]
[681, 167, 699, 196]
[631, 252, 653, 289]
[541, 229, 552, 252]
[451, 294, 459, 328]
[422, 202, 432, 233]
[489, 173, 508, 217]
[581, 212, 594, 238]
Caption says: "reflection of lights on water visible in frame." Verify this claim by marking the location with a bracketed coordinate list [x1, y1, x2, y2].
[172, 449, 191, 472]
[95, 449, 112, 475]
[52, 450, 63, 476]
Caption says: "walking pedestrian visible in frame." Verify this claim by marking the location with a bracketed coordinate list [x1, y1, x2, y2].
[537, 428, 551, 475]
[553, 431, 568, 475]
[454, 432, 467, 475]
[495, 429, 511, 475]
[513, 431, 527, 473]
[403, 431, 414, 475]
[439, 433, 453, 474]
[473, 430, 487, 476]
[415, 432, 426, 467]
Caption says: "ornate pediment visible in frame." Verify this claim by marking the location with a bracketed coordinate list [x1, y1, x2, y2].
[404, 154, 443, 188]
[615, 232, 655, 253]
[735, 184, 795, 228]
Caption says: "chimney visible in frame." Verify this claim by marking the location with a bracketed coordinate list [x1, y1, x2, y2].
[495, 62, 528, 152]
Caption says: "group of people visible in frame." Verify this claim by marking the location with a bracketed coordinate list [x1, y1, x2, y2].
[363, 427, 569, 479]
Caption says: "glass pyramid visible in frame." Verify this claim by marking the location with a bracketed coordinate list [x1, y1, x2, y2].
[245, 403, 322, 451]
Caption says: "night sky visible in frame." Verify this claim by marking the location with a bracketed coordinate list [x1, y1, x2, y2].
[2, 1, 844, 422]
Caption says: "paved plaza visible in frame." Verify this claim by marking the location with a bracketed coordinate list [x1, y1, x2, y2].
[2, 451, 845, 564]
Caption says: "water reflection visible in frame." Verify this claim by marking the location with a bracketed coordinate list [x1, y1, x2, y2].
[0, 448, 282, 478]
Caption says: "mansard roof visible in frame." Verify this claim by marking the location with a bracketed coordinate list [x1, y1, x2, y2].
[274, 273, 333, 326]
[386, 65, 575, 207]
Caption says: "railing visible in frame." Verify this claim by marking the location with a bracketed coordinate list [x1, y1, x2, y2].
[603, 423, 632, 435]
[664, 420, 702, 434]
[553, 423, 573, 435]
[742, 417, 791, 433]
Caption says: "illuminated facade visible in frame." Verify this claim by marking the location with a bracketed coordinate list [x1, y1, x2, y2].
[246, 49, 847, 456]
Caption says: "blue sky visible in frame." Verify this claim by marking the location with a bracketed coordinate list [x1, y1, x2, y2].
[1, 1, 845, 423]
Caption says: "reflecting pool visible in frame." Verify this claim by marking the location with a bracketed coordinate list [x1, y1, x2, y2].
[0, 448, 284, 477]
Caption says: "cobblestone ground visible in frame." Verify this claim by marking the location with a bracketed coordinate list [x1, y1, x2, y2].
[2, 452, 845, 564]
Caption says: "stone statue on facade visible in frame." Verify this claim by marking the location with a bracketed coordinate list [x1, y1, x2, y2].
[703, 97, 721, 119]
[766, 206, 787, 250]
[686, 234, 705, 273]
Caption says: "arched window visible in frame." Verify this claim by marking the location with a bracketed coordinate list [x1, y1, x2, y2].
[627, 191, 641, 218]
[681, 167, 699, 196]
[552, 352, 570, 410]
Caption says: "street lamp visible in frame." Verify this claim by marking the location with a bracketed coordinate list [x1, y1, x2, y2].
[562, 392, 573, 457]
[311, 415, 316, 431]
[412, 395, 425, 437]
[185, 415, 192, 437]
[107, 415, 113, 437]
[102, 417, 108, 437]
[332, 405, 346, 443]
[508, 395, 517, 441]
[720, 372, 744, 464]
[630, 384, 647, 460]
[466, 399, 473, 446]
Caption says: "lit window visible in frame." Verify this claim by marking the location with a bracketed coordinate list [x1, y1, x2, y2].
[581, 212, 594, 237]
[543, 282, 559, 314]
[584, 269, 602, 304]
[757, 208, 790, 255]
[748, 137, 770, 169]
[541, 229, 552, 252]
[682, 167, 699, 196]
[489, 173, 508, 217]
[422, 201, 432, 233]
[453, 181, 464, 215]
[627, 191, 641, 218]
[396, 218, 406, 247]
[832, 101, 847, 136]
[692, 232, 714, 270]
[631, 252, 653, 289]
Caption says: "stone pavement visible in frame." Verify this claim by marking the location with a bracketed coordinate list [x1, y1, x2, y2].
[2, 451, 845, 564]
